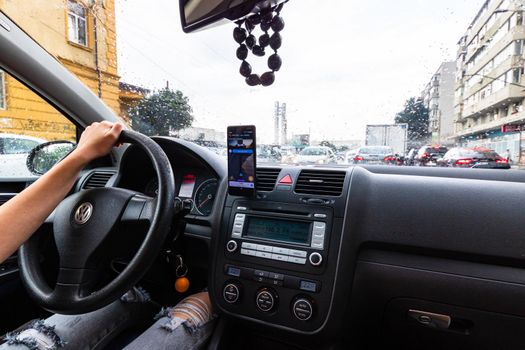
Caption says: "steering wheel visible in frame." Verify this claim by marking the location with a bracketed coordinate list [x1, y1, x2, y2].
[18, 130, 176, 314]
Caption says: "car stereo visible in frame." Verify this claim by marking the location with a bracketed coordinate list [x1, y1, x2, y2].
[224, 201, 331, 273]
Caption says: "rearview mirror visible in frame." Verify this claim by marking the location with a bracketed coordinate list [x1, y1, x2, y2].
[26, 141, 75, 175]
[180, 0, 278, 33]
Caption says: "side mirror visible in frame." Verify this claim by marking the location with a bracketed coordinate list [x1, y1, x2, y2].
[26, 141, 75, 175]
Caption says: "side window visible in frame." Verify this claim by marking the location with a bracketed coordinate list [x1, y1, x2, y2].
[0, 71, 76, 178]
[67, 0, 88, 47]
[0, 69, 5, 110]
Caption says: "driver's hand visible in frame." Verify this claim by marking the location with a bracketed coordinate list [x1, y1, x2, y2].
[74, 121, 123, 163]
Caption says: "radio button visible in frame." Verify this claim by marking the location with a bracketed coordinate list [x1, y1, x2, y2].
[226, 240, 238, 253]
[311, 237, 325, 250]
[272, 247, 290, 255]
[313, 221, 326, 229]
[241, 242, 257, 250]
[234, 213, 246, 220]
[236, 206, 247, 210]
[299, 280, 319, 292]
[288, 257, 307, 265]
[313, 213, 327, 218]
[271, 253, 288, 262]
[288, 249, 307, 258]
[256, 244, 273, 252]
[241, 248, 257, 257]
[223, 283, 241, 304]
[226, 266, 242, 277]
[255, 251, 272, 259]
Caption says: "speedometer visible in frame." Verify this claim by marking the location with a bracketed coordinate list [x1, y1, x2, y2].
[194, 179, 218, 216]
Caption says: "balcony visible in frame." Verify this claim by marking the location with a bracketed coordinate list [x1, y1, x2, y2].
[465, 27, 525, 79]
[462, 84, 525, 119]
[455, 110, 525, 138]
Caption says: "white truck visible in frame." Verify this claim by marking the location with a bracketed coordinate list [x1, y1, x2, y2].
[365, 124, 408, 156]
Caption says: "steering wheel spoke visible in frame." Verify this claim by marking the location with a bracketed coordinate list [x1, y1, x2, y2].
[121, 194, 156, 223]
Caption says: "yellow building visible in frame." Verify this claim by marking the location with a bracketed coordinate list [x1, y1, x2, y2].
[0, 0, 121, 141]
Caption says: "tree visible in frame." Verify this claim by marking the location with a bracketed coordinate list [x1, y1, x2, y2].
[129, 87, 194, 136]
[394, 97, 430, 143]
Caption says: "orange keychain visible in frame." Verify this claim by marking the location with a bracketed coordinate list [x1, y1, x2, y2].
[175, 255, 190, 293]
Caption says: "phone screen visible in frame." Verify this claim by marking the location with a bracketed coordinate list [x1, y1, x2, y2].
[227, 125, 256, 196]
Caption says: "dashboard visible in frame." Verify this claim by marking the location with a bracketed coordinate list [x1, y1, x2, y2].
[80, 136, 525, 349]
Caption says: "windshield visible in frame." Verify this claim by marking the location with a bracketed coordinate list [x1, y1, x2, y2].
[0, 0, 520, 171]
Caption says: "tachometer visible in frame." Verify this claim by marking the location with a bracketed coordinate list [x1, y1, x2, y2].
[194, 179, 218, 216]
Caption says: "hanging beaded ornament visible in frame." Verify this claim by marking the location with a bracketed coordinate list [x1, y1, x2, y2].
[233, 2, 287, 86]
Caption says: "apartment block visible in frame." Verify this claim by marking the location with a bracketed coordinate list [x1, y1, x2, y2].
[421, 61, 456, 145]
[454, 0, 525, 163]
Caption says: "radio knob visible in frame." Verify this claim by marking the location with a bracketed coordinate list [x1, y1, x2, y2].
[226, 240, 238, 253]
[292, 297, 314, 321]
[223, 282, 241, 304]
[255, 288, 277, 312]
[309, 252, 323, 266]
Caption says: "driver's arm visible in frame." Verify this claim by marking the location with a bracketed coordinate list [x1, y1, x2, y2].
[0, 121, 123, 263]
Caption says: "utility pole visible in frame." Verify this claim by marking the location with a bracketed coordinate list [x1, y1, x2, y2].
[274, 101, 287, 145]
[274, 101, 280, 144]
[280, 103, 287, 145]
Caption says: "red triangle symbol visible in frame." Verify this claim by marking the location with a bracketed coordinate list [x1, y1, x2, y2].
[279, 174, 293, 184]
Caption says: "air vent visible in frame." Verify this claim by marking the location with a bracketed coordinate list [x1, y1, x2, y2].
[256, 168, 281, 192]
[295, 170, 346, 196]
[83, 171, 114, 189]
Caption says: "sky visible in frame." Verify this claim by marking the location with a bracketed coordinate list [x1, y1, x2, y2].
[115, 0, 485, 143]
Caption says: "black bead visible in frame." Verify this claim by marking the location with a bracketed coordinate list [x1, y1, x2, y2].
[246, 34, 256, 49]
[271, 16, 285, 32]
[260, 21, 271, 32]
[268, 53, 282, 71]
[269, 32, 282, 50]
[233, 27, 247, 44]
[240, 61, 252, 77]
[245, 20, 255, 33]
[248, 14, 261, 25]
[246, 74, 261, 86]
[236, 44, 248, 60]
[259, 33, 270, 47]
[262, 11, 274, 23]
[260, 71, 275, 86]
[252, 45, 265, 57]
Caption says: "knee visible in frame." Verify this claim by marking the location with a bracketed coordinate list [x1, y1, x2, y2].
[3, 320, 65, 350]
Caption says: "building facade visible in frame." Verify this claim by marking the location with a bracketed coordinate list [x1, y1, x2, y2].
[421, 61, 456, 145]
[454, 0, 525, 164]
[0, 0, 120, 140]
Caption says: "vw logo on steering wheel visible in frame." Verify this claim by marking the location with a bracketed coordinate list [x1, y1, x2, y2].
[74, 202, 93, 225]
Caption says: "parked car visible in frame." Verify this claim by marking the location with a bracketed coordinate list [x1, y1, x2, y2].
[414, 145, 448, 166]
[0, 133, 45, 177]
[352, 145, 395, 164]
[280, 145, 297, 163]
[438, 147, 510, 169]
[295, 146, 336, 164]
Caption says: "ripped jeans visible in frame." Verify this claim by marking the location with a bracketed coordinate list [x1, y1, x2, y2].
[0, 289, 215, 350]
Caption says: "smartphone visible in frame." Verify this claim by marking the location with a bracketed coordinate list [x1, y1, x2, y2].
[227, 125, 256, 196]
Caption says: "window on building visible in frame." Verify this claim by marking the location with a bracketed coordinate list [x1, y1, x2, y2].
[0, 69, 5, 110]
[67, 1, 88, 46]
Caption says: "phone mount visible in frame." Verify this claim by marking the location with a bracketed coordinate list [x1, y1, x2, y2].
[233, 1, 287, 87]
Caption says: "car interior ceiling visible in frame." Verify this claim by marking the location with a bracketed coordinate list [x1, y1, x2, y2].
[3, 1, 525, 350]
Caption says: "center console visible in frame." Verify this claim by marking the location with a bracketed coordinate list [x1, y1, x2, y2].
[210, 169, 348, 334]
